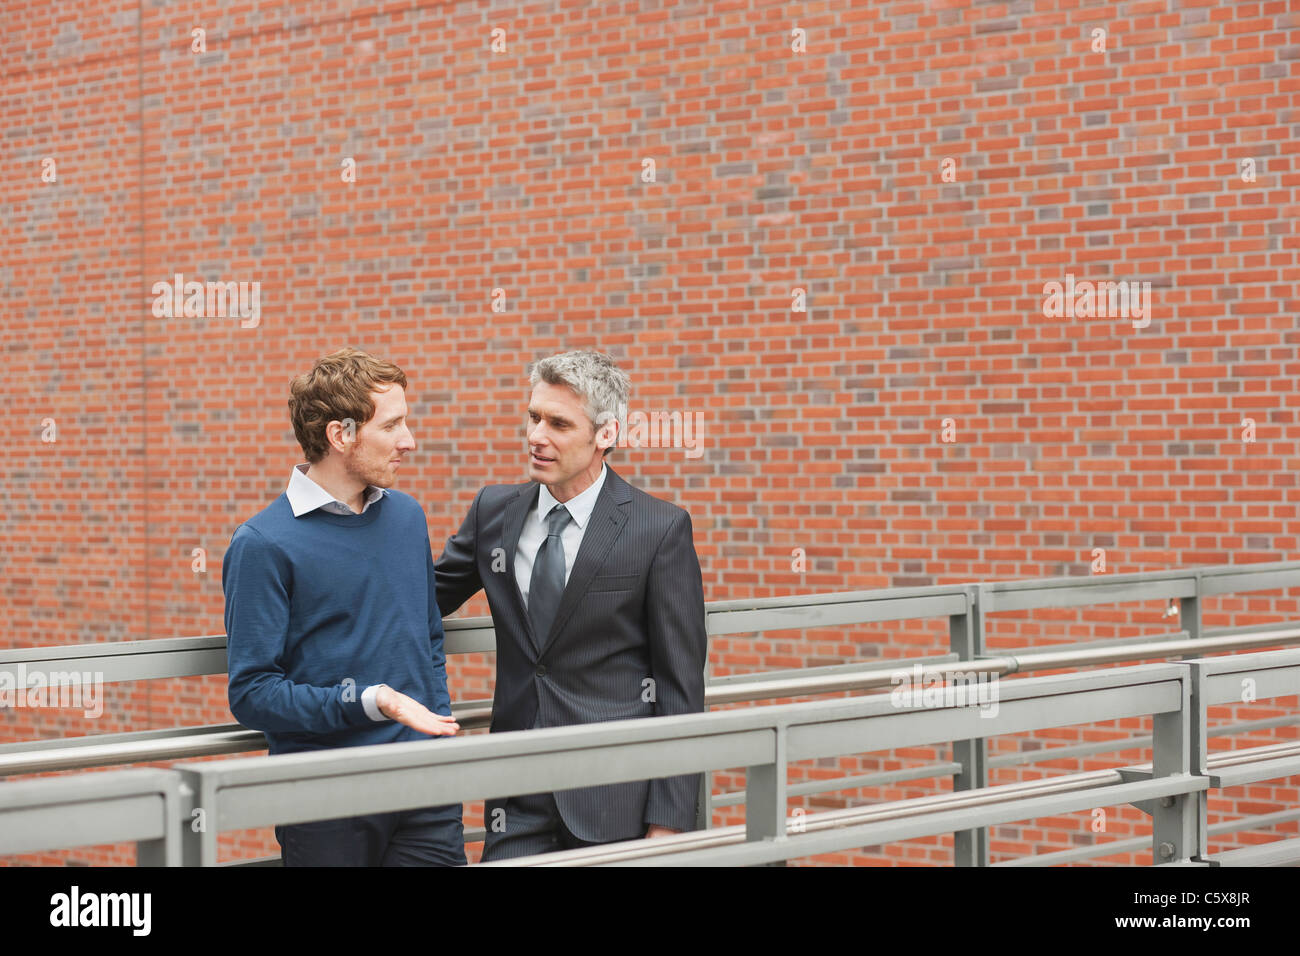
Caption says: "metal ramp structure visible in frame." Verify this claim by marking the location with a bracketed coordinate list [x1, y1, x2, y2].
[2, 561, 1298, 866]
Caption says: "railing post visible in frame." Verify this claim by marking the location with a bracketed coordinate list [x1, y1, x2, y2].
[950, 585, 989, 866]
[1182, 660, 1212, 864]
[178, 770, 217, 867]
[695, 770, 711, 832]
[745, 726, 787, 846]
[1179, 570, 1203, 643]
[697, 650, 713, 832]
[1150, 668, 1202, 865]
[135, 773, 183, 867]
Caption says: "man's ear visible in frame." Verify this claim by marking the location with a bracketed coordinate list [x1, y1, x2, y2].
[594, 414, 618, 453]
[326, 416, 359, 453]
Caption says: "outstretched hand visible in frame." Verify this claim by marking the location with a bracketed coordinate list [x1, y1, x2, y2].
[376, 685, 460, 736]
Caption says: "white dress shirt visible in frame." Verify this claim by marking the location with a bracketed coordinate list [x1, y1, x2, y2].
[285, 462, 386, 517]
[514, 463, 608, 609]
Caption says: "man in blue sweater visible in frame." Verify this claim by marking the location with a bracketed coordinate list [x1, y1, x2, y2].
[222, 347, 464, 866]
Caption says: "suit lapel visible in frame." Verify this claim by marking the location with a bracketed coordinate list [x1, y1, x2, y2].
[539, 466, 632, 657]
[502, 484, 540, 648]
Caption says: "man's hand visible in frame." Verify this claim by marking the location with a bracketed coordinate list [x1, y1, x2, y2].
[645, 825, 680, 839]
[376, 685, 459, 737]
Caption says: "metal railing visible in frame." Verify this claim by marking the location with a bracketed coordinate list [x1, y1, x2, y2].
[3, 648, 1293, 866]
[0, 769, 183, 865]
[2, 561, 1299, 865]
[173, 656, 1197, 866]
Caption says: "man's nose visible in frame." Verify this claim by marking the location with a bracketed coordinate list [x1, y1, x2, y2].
[398, 426, 416, 450]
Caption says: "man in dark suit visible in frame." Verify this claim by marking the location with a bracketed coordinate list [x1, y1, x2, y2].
[434, 350, 708, 861]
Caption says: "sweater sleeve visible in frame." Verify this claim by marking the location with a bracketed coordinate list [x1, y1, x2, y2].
[223, 523, 372, 734]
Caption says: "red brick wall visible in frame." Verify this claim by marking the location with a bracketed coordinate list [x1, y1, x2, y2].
[2, 0, 1297, 865]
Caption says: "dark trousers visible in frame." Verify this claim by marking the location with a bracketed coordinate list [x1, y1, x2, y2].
[276, 803, 466, 867]
[480, 792, 606, 862]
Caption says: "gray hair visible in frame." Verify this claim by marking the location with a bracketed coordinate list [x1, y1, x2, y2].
[529, 350, 630, 456]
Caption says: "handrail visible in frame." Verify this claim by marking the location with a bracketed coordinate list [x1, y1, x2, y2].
[0, 768, 183, 865]
[5, 560, 1300, 867]
[169, 657, 1194, 865]
[5, 559, 1300, 684]
[2, 648, 1296, 865]
[5, 625, 1297, 778]
[485, 769, 1134, 866]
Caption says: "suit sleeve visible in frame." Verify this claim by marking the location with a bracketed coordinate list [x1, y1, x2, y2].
[643, 508, 708, 831]
[433, 487, 485, 619]
[223, 524, 371, 734]
[425, 528, 453, 717]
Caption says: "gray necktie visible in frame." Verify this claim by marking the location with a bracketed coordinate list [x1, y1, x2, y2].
[527, 504, 572, 647]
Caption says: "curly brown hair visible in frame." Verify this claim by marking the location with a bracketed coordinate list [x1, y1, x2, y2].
[288, 348, 408, 464]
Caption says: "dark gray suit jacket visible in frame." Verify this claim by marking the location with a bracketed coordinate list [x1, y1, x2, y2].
[434, 464, 707, 841]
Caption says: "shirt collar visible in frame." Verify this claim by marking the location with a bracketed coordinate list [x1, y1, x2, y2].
[536, 462, 607, 529]
[286, 463, 387, 517]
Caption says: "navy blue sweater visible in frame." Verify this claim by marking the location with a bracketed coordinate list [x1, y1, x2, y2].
[222, 489, 452, 755]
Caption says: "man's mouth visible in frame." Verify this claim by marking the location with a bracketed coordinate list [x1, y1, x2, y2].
[531, 452, 554, 464]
